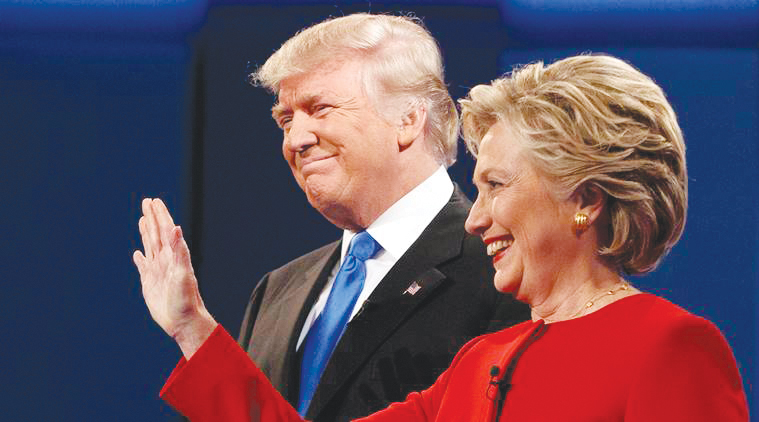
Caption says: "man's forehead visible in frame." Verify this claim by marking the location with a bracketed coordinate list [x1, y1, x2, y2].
[271, 72, 363, 118]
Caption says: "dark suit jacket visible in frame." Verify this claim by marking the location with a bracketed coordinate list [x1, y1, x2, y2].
[237, 188, 530, 422]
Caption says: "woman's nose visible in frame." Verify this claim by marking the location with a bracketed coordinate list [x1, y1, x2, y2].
[465, 194, 491, 236]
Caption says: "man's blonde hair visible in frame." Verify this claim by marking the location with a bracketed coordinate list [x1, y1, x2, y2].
[251, 13, 458, 167]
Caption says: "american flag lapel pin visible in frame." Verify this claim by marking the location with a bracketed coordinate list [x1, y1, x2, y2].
[404, 281, 422, 296]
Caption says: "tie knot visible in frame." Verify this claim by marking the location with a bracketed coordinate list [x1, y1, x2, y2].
[347, 231, 380, 261]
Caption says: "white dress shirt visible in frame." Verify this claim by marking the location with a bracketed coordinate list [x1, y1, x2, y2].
[296, 166, 455, 350]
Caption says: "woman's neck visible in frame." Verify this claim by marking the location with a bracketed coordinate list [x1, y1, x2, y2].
[528, 265, 638, 323]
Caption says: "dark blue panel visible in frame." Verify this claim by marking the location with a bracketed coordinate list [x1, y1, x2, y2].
[0, 36, 190, 421]
[498, 0, 759, 46]
[0, 0, 208, 33]
[208, 0, 498, 5]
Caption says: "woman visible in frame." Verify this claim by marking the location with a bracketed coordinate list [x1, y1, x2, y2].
[160, 54, 748, 421]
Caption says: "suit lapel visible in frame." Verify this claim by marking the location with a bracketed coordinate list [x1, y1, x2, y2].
[250, 241, 340, 400]
[307, 188, 471, 418]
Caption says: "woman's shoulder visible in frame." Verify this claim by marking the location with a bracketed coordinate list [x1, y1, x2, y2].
[631, 293, 719, 333]
[624, 295, 748, 420]
[620, 294, 741, 382]
[584, 293, 731, 358]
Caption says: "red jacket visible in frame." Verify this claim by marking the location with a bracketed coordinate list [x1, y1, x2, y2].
[161, 294, 748, 421]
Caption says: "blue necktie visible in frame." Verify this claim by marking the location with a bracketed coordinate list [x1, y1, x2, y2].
[297, 231, 381, 416]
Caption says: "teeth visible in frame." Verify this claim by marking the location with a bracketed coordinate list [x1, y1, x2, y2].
[487, 239, 513, 256]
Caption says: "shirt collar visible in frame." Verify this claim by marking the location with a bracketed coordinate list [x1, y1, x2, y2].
[341, 166, 454, 260]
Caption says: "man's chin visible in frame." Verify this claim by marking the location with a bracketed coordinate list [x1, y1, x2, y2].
[306, 196, 360, 231]
[304, 189, 337, 217]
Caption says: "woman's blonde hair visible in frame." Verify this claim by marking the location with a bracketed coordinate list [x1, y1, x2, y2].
[460, 54, 688, 275]
[250, 13, 458, 167]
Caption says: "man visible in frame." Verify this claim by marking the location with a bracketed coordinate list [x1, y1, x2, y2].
[134, 13, 529, 421]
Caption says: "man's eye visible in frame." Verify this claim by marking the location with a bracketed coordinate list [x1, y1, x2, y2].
[279, 117, 292, 129]
[313, 104, 332, 113]
[487, 180, 502, 188]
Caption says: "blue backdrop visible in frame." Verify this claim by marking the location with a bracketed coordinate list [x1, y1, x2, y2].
[1, 0, 756, 420]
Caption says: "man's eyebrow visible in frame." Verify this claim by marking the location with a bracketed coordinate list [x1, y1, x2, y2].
[271, 94, 323, 120]
[271, 103, 290, 120]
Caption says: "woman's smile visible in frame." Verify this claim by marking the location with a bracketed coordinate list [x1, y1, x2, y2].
[486, 237, 513, 264]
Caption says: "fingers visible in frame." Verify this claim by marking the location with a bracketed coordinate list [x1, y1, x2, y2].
[138, 207, 154, 260]
[141, 198, 159, 259]
[172, 226, 193, 269]
[139, 197, 180, 260]
[152, 198, 176, 249]
[153, 198, 176, 226]
[133, 249, 146, 272]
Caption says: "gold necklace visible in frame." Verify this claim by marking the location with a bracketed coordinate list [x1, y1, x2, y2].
[567, 282, 630, 319]
[540, 282, 632, 323]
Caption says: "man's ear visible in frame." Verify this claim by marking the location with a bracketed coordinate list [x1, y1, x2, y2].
[398, 103, 427, 149]
[572, 182, 607, 225]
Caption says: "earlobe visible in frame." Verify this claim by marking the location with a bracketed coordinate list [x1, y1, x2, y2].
[398, 103, 427, 149]
[573, 183, 607, 227]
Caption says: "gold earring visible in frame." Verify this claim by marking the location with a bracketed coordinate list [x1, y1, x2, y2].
[573, 212, 589, 233]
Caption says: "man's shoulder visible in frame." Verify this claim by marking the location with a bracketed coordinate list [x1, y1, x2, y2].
[247, 239, 340, 315]
[265, 239, 340, 280]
